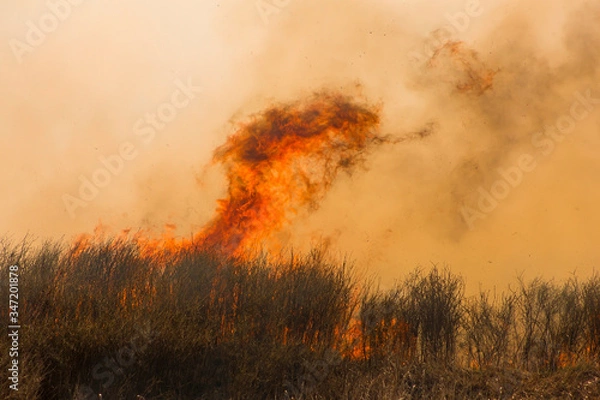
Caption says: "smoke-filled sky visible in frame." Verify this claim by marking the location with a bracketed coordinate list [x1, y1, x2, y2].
[1, 0, 599, 292]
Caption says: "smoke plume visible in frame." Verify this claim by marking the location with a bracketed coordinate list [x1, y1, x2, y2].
[1, 0, 599, 291]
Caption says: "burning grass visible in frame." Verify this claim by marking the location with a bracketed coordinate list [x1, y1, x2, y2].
[1, 237, 600, 399]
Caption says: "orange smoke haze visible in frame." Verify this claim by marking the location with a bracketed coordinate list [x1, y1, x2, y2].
[71, 90, 432, 258]
[1, 0, 600, 292]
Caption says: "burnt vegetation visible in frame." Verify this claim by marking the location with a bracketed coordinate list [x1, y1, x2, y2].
[1, 237, 600, 399]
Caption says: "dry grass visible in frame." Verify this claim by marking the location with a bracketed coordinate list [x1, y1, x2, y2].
[1, 237, 599, 399]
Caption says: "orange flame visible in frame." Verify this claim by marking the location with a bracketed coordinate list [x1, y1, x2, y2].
[78, 91, 431, 258]
[193, 91, 383, 256]
[428, 41, 496, 95]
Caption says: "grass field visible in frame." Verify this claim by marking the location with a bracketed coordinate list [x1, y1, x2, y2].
[2, 237, 600, 399]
